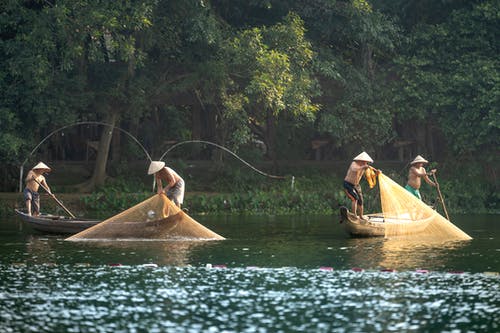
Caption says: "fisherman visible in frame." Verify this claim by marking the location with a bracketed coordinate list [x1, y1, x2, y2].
[405, 155, 436, 200]
[343, 152, 380, 220]
[24, 162, 54, 216]
[148, 161, 185, 208]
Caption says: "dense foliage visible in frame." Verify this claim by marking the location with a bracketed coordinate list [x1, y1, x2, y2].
[0, 0, 498, 211]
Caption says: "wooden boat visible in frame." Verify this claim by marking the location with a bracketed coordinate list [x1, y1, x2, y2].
[339, 206, 434, 238]
[15, 209, 101, 234]
[339, 206, 385, 237]
[338, 174, 471, 241]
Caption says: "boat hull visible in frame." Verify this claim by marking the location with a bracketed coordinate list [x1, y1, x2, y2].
[15, 209, 100, 234]
[339, 206, 385, 237]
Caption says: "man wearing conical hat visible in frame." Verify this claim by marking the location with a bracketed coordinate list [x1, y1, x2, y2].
[148, 161, 185, 208]
[343, 152, 380, 220]
[24, 162, 54, 216]
[405, 155, 436, 200]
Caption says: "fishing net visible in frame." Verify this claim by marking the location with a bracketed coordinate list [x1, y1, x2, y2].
[66, 194, 224, 241]
[365, 168, 377, 189]
[378, 173, 471, 241]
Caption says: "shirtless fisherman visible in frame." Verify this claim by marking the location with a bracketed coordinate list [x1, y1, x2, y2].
[24, 162, 54, 216]
[405, 155, 436, 200]
[343, 152, 380, 220]
[148, 161, 185, 208]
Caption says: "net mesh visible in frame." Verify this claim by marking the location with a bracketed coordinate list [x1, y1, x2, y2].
[378, 173, 471, 241]
[66, 194, 224, 241]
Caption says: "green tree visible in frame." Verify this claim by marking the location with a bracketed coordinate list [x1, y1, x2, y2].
[292, 0, 400, 155]
[221, 13, 319, 164]
[0, 0, 155, 190]
[211, 0, 400, 157]
[391, 0, 499, 158]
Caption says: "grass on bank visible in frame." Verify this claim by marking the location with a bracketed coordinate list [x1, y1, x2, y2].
[79, 162, 498, 217]
[1, 160, 497, 218]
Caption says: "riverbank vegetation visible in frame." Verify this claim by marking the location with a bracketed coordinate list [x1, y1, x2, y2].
[81, 160, 499, 216]
[1, 1, 498, 214]
[1, 159, 497, 218]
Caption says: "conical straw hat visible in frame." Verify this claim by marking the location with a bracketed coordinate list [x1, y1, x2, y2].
[32, 162, 51, 172]
[353, 151, 373, 163]
[411, 155, 428, 165]
[148, 161, 165, 175]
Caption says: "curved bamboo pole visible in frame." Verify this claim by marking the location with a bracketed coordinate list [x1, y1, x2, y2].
[19, 121, 152, 192]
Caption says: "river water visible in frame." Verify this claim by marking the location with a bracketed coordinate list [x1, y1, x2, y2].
[0, 214, 499, 332]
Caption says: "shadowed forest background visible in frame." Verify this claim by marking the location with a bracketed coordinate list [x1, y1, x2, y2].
[0, 0, 498, 214]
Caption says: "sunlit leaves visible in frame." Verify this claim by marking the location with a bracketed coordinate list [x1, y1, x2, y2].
[219, 12, 318, 152]
[352, 0, 373, 13]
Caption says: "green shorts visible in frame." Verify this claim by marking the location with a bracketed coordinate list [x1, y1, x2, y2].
[405, 184, 421, 200]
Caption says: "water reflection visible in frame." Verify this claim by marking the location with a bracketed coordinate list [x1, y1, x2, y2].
[379, 238, 470, 270]
[85, 240, 220, 266]
[23, 235, 220, 266]
[2, 214, 498, 273]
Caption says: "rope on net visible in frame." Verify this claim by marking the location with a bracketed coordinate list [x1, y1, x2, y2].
[159, 140, 288, 180]
[19, 121, 152, 192]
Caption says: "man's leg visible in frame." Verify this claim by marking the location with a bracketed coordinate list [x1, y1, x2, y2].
[351, 200, 357, 216]
[358, 202, 364, 219]
[32, 193, 40, 216]
[24, 189, 33, 216]
[26, 200, 32, 216]
[344, 185, 357, 215]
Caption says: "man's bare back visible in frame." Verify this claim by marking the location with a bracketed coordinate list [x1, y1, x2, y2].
[156, 167, 182, 193]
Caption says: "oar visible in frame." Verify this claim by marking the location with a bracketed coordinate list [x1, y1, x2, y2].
[431, 173, 450, 221]
[32, 178, 76, 218]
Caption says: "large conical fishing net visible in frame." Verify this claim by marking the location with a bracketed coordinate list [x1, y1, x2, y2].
[378, 173, 471, 241]
[67, 194, 224, 241]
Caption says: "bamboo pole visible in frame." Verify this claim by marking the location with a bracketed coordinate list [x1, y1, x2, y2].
[432, 173, 450, 221]
[33, 179, 76, 218]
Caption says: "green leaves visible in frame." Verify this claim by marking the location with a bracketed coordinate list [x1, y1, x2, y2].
[392, 0, 499, 156]
[229, 14, 318, 121]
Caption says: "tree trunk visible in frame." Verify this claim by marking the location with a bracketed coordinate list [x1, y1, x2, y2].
[111, 127, 121, 161]
[78, 112, 117, 192]
[265, 109, 278, 170]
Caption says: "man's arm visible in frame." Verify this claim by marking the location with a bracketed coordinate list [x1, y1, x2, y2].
[368, 165, 382, 174]
[423, 169, 437, 187]
[155, 174, 164, 194]
[40, 177, 54, 196]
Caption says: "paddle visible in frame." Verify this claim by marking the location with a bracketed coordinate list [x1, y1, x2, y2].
[32, 178, 76, 218]
[431, 173, 450, 221]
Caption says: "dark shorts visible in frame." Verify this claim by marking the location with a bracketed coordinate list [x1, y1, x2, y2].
[343, 181, 363, 205]
[23, 188, 40, 214]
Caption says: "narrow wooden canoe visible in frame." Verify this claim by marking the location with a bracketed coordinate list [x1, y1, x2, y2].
[339, 206, 385, 237]
[15, 209, 101, 234]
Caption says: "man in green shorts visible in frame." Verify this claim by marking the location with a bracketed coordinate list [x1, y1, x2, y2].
[405, 155, 436, 200]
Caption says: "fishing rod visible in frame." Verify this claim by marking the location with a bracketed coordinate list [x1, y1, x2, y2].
[19, 121, 152, 192]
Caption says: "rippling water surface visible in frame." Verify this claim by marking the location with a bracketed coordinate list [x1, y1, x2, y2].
[0, 213, 499, 332]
